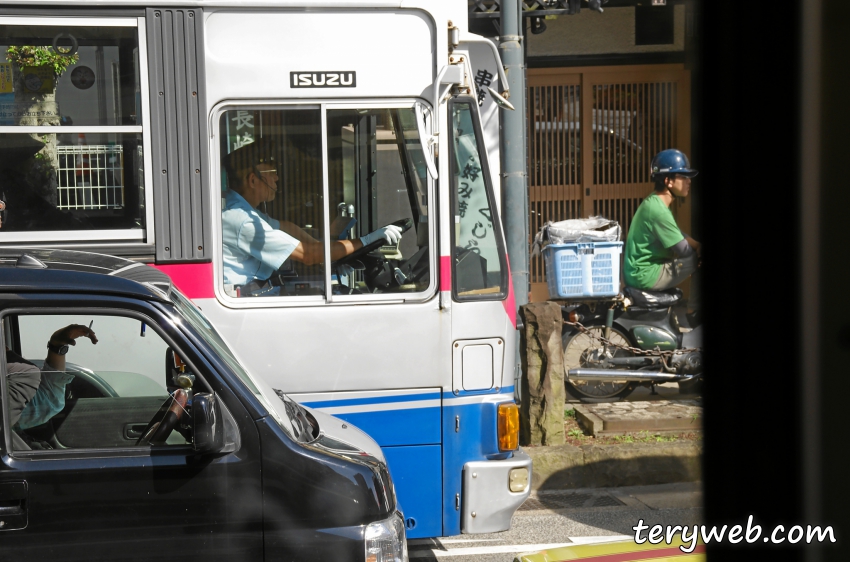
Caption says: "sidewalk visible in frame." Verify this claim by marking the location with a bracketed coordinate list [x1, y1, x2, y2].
[524, 394, 703, 491]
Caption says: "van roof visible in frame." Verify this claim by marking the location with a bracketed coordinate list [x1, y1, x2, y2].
[0, 249, 172, 301]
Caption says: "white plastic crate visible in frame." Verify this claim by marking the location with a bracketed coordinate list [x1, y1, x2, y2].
[543, 241, 623, 299]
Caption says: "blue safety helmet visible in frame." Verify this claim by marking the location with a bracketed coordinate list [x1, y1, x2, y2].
[650, 149, 698, 179]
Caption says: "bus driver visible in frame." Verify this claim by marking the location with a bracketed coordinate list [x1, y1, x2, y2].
[221, 139, 402, 296]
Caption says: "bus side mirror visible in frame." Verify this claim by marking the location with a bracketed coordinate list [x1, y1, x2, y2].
[487, 87, 515, 111]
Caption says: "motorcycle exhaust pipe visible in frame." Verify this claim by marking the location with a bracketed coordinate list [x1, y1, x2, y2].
[567, 368, 699, 383]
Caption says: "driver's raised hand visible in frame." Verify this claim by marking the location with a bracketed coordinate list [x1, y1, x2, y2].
[360, 224, 403, 247]
[49, 324, 98, 347]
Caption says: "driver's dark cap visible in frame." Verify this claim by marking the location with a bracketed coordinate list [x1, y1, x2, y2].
[224, 138, 276, 175]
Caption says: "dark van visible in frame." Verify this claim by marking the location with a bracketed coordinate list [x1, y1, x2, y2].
[0, 249, 407, 562]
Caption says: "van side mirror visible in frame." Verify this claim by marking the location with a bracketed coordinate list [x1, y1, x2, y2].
[193, 393, 225, 454]
[192, 392, 241, 454]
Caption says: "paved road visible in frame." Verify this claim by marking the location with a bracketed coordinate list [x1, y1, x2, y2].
[407, 482, 703, 561]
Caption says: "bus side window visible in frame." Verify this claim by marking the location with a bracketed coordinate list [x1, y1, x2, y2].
[219, 108, 324, 298]
[449, 98, 507, 300]
[0, 23, 145, 238]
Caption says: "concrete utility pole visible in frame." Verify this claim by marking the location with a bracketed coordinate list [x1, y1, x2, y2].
[498, 0, 529, 396]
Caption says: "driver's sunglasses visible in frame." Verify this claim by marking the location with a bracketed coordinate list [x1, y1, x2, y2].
[253, 166, 278, 185]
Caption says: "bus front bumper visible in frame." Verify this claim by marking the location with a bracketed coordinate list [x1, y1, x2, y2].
[461, 449, 532, 534]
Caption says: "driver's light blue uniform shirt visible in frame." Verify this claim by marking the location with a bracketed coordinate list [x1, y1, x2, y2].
[15, 368, 75, 431]
[222, 190, 299, 286]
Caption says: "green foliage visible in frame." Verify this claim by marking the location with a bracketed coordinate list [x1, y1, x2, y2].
[567, 428, 585, 439]
[6, 45, 79, 76]
[564, 408, 576, 420]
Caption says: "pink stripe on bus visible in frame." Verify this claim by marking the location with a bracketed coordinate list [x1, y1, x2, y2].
[503, 252, 516, 328]
[440, 255, 452, 292]
[152, 262, 215, 299]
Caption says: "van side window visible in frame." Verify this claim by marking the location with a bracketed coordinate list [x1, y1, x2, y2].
[449, 98, 507, 300]
[0, 22, 146, 237]
[3, 314, 200, 451]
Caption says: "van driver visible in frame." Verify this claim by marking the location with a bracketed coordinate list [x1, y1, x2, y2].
[6, 323, 98, 449]
[221, 139, 402, 296]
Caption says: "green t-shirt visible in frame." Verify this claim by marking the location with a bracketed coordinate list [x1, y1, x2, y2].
[623, 192, 684, 289]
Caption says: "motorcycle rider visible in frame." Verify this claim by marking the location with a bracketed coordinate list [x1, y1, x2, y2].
[623, 149, 700, 308]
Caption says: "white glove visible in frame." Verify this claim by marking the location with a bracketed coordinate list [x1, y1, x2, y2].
[337, 263, 355, 279]
[360, 224, 403, 247]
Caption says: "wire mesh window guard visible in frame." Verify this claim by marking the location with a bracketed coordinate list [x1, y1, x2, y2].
[56, 144, 124, 210]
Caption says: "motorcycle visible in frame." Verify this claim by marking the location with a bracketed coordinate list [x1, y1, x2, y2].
[559, 286, 702, 402]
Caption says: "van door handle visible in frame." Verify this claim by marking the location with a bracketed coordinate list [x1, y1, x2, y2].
[124, 423, 147, 439]
[124, 423, 148, 440]
[0, 500, 24, 516]
[0, 481, 28, 530]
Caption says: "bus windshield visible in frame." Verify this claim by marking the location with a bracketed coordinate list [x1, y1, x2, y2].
[218, 104, 432, 300]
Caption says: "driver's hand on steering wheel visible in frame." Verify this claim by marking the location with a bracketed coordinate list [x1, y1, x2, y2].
[337, 263, 356, 278]
[359, 224, 403, 247]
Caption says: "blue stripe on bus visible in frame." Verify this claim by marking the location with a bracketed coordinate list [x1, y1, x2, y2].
[329, 407, 441, 447]
[301, 391, 442, 409]
[382, 444, 442, 539]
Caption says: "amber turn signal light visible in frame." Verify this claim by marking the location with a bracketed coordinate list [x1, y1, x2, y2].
[497, 402, 519, 451]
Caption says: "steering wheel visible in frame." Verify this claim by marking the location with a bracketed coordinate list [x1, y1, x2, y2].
[335, 218, 413, 266]
[136, 389, 189, 446]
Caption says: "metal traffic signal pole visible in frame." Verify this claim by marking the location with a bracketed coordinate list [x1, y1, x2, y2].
[498, 0, 529, 398]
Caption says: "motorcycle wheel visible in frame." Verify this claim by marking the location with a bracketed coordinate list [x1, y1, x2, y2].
[563, 325, 637, 402]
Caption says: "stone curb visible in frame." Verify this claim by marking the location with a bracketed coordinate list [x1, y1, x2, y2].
[522, 440, 703, 491]
[574, 403, 703, 436]
[574, 405, 604, 435]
